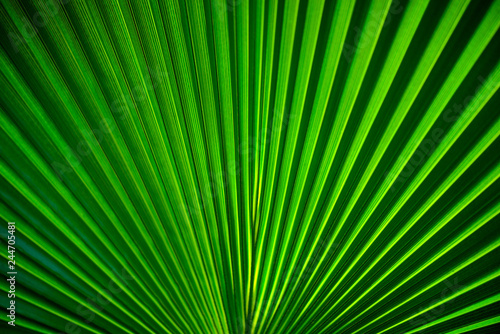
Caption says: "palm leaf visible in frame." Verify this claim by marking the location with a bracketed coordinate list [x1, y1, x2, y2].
[1, 0, 499, 333]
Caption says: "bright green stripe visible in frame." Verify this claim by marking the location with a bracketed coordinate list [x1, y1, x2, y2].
[444, 316, 500, 334]
[405, 294, 500, 334]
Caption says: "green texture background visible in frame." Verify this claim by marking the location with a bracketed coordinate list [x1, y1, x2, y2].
[0, 0, 499, 333]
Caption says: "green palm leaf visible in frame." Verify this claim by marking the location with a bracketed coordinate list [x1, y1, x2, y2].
[1, 0, 499, 333]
